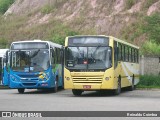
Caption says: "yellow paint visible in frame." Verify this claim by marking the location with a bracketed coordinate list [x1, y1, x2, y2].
[64, 35, 140, 91]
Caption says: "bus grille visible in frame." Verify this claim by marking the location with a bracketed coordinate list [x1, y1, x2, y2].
[22, 83, 36, 86]
[72, 76, 103, 84]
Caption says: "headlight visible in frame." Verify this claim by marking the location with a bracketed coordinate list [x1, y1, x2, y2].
[11, 75, 17, 81]
[66, 77, 70, 81]
[105, 77, 110, 81]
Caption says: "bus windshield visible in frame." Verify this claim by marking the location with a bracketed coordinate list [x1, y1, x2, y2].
[65, 47, 112, 70]
[10, 49, 50, 72]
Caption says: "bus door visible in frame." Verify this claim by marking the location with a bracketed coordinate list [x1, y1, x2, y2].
[2, 51, 9, 86]
[0, 57, 2, 85]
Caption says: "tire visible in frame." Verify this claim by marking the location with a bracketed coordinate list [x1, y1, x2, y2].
[129, 75, 135, 91]
[18, 88, 25, 94]
[72, 89, 83, 96]
[114, 77, 121, 95]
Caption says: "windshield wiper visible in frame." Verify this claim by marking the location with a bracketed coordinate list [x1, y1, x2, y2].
[29, 49, 40, 58]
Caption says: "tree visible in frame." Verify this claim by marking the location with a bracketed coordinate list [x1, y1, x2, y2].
[143, 13, 160, 44]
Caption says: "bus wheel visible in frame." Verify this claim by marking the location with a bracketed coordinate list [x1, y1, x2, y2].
[129, 75, 135, 91]
[18, 88, 25, 94]
[54, 80, 58, 93]
[72, 89, 82, 96]
[114, 78, 121, 95]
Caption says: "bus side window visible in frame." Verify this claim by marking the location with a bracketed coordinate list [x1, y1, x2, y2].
[56, 48, 59, 64]
[125, 46, 128, 62]
[131, 48, 134, 62]
[133, 49, 136, 62]
[57, 48, 61, 64]
[114, 41, 118, 68]
[51, 48, 55, 66]
[60, 49, 64, 64]
[54, 48, 57, 65]
[129, 47, 132, 62]
[118, 43, 121, 61]
[124, 45, 125, 61]
[137, 50, 139, 63]
[121, 45, 124, 61]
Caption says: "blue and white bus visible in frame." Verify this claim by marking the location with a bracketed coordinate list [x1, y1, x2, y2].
[4, 40, 64, 93]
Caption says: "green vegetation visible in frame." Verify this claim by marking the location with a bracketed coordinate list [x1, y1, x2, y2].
[139, 13, 160, 55]
[141, 41, 160, 56]
[137, 75, 160, 88]
[41, 5, 55, 14]
[0, 0, 14, 14]
[143, 13, 160, 44]
[0, 38, 8, 48]
[143, 0, 159, 9]
[0, 14, 80, 46]
[0, 15, 29, 47]
[125, 0, 159, 10]
[122, 13, 160, 55]
[41, 0, 68, 14]
[52, 31, 79, 45]
[125, 0, 138, 9]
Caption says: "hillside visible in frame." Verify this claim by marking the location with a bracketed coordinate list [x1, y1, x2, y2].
[0, 0, 160, 55]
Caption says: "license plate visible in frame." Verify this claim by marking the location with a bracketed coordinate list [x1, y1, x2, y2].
[83, 85, 91, 89]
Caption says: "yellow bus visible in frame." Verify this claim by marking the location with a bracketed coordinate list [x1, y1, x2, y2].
[64, 35, 139, 96]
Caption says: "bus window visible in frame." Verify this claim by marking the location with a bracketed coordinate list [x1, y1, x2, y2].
[114, 41, 118, 68]
[51, 49, 55, 66]
[125, 46, 129, 62]
[124, 45, 126, 61]
[131, 48, 133, 62]
[137, 50, 139, 63]
[118, 43, 122, 61]
[64, 36, 140, 96]
[134, 49, 136, 63]
[129, 47, 131, 62]
[122, 45, 124, 61]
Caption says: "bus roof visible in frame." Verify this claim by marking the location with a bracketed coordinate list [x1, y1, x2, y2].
[0, 49, 8, 57]
[66, 35, 139, 49]
[111, 36, 139, 49]
[11, 40, 63, 49]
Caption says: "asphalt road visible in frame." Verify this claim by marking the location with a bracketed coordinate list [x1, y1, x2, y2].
[0, 88, 160, 120]
[0, 88, 160, 111]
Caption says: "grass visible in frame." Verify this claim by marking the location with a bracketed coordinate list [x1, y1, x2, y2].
[143, 0, 159, 9]
[125, 0, 138, 9]
[41, 4, 56, 14]
[0, 0, 14, 14]
[0, 15, 29, 47]
[0, 14, 81, 46]
[0, 84, 9, 89]
[137, 75, 160, 88]
[140, 41, 160, 56]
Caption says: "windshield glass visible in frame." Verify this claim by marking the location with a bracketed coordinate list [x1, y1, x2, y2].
[10, 50, 50, 72]
[65, 47, 112, 70]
